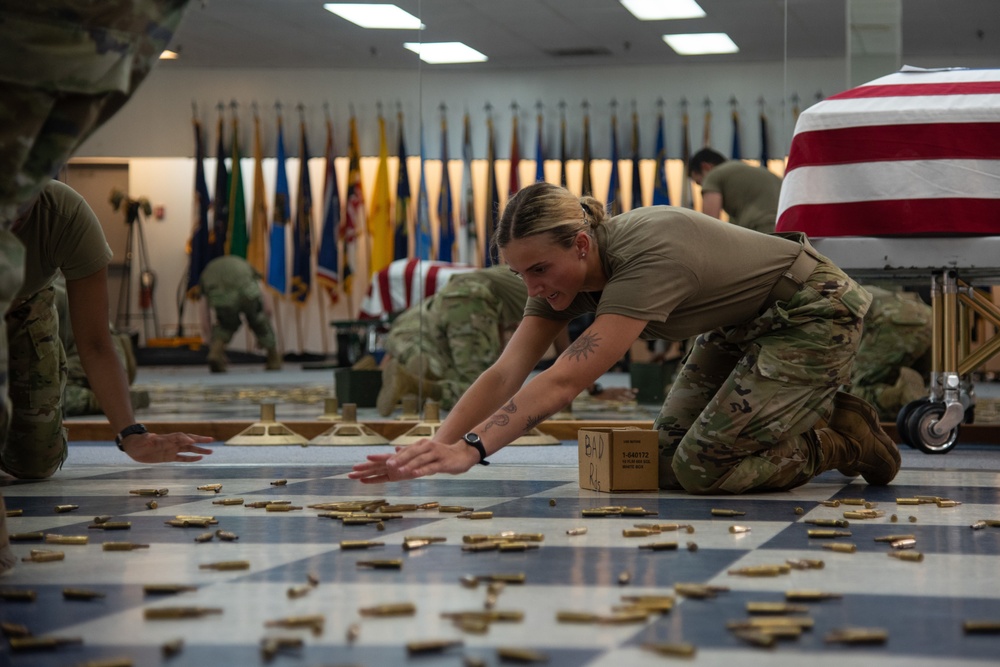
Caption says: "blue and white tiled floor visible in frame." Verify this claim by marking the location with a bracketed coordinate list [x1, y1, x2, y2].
[4, 364, 1000, 666]
[4, 450, 1000, 667]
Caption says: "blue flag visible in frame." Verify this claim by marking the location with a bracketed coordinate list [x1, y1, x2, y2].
[267, 118, 290, 295]
[186, 119, 211, 298]
[394, 117, 411, 260]
[484, 115, 499, 267]
[630, 110, 642, 210]
[415, 127, 433, 261]
[759, 108, 770, 167]
[651, 111, 670, 206]
[607, 114, 621, 216]
[437, 114, 455, 262]
[316, 117, 341, 304]
[211, 115, 230, 259]
[535, 110, 545, 183]
[290, 120, 313, 304]
[731, 107, 742, 160]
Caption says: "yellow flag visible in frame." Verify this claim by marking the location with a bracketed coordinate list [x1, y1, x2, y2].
[368, 115, 392, 277]
[246, 113, 268, 274]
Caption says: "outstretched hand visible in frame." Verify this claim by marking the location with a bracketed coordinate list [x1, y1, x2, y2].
[121, 432, 214, 464]
[348, 439, 480, 484]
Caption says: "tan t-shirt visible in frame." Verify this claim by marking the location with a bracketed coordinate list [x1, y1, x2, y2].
[700, 160, 783, 233]
[523, 207, 803, 341]
[14, 180, 113, 299]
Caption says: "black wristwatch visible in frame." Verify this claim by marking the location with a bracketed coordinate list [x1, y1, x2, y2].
[115, 423, 149, 451]
[462, 432, 490, 466]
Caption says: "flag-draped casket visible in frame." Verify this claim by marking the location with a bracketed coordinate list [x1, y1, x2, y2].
[776, 67, 1000, 237]
[359, 258, 475, 319]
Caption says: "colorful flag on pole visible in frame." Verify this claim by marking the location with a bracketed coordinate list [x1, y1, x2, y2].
[559, 102, 568, 188]
[458, 111, 476, 266]
[630, 107, 642, 210]
[369, 114, 392, 277]
[508, 110, 520, 195]
[226, 112, 248, 258]
[437, 111, 455, 262]
[581, 105, 593, 197]
[316, 116, 341, 304]
[211, 113, 229, 259]
[267, 114, 290, 295]
[393, 112, 411, 261]
[681, 100, 693, 209]
[607, 110, 622, 215]
[186, 118, 211, 298]
[484, 111, 499, 267]
[534, 105, 545, 183]
[652, 105, 670, 206]
[247, 111, 268, 275]
[290, 118, 313, 304]
[342, 115, 365, 296]
[415, 127, 433, 261]
[730, 98, 742, 160]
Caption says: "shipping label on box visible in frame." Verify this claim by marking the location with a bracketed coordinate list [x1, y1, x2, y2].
[578, 428, 659, 493]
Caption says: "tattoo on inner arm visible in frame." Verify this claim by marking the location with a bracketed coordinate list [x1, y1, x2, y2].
[524, 414, 548, 432]
[564, 332, 600, 361]
[483, 400, 517, 432]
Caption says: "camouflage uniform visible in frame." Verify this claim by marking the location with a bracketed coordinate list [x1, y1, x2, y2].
[385, 268, 527, 409]
[654, 261, 871, 494]
[200, 255, 277, 349]
[848, 285, 932, 420]
[0, 0, 192, 570]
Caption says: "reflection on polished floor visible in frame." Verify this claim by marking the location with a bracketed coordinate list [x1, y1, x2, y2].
[4, 364, 999, 666]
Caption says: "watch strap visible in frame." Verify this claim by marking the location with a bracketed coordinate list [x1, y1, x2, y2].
[115, 423, 149, 451]
[463, 433, 490, 466]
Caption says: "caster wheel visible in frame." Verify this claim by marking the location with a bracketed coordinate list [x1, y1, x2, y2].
[905, 401, 959, 454]
[895, 398, 928, 449]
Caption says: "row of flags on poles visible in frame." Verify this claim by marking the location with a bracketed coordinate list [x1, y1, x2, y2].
[185, 100, 776, 311]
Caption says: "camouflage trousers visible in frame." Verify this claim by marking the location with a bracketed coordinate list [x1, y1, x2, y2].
[848, 289, 932, 420]
[654, 261, 871, 494]
[209, 292, 277, 350]
[0, 287, 68, 479]
[386, 281, 507, 409]
[63, 330, 136, 416]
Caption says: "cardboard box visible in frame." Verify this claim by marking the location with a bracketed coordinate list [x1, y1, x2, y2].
[578, 428, 659, 493]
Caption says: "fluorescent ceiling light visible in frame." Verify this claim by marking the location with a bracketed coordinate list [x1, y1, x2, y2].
[621, 0, 706, 20]
[159, 49, 179, 59]
[404, 42, 487, 64]
[663, 32, 739, 55]
[324, 3, 424, 29]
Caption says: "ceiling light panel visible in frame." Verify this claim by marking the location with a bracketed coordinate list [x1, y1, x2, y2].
[662, 32, 739, 55]
[324, 3, 424, 29]
[621, 0, 706, 21]
[403, 42, 488, 64]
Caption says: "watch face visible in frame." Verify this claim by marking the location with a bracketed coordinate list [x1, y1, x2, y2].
[464, 433, 481, 445]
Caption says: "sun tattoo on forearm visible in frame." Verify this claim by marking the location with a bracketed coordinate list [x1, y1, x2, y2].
[564, 332, 600, 361]
[483, 400, 517, 431]
[524, 414, 547, 432]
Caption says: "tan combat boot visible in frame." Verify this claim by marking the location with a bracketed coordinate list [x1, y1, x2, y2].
[816, 391, 901, 485]
[376, 359, 441, 417]
[265, 347, 283, 371]
[207, 339, 228, 373]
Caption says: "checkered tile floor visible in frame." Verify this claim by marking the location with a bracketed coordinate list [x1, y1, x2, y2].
[4, 449, 1000, 667]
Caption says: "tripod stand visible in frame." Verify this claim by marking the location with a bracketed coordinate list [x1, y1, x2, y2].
[111, 190, 160, 343]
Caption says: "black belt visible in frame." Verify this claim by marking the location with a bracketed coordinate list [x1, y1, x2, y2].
[764, 246, 820, 308]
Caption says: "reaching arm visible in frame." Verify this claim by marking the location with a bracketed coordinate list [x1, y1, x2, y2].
[67, 269, 214, 463]
[350, 313, 648, 483]
[701, 191, 723, 220]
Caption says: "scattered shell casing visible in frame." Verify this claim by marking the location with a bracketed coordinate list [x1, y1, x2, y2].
[936, 499, 961, 508]
[5, 509, 23, 517]
[346, 623, 361, 642]
[62, 588, 106, 600]
[198, 560, 250, 571]
[496, 647, 549, 663]
[497, 541, 539, 552]
[963, 620, 1000, 634]
[971, 520, 988, 530]
[9, 636, 83, 651]
[54, 505, 79, 513]
[130, 488, 168, 496]
[687, 541, 699, 551]
[1, 621, 31, 637]
[0, 589, 37, 602]
[807, 529, 852, 539]
[874, 534, 916, 543]
[356, 559, 403, 569]
[88, 521, 131, 530]
[890, 538, 917, 550]
[727, 565, 791, 577]
[265, 504, 303, 512]
[9, 532, 44, 541]
[617, 571, 631, 585]
[821, 543, 857, 553]
[549, 499, 557, 506]
[196, 484, 223, 493]
[462, 541, 499, 552]
[711, 509, 745, 517]
[439, 505, 474, 513]
[270, 479, 288, 486]
[896, 498, 921, 505]
[638, 541, 679, 551]
[144, 607, 223, 620]
[674, 583, 729, 599]
[623, 528, 656, 537]
[22, 549, 65, 563]
[212, 498, 244, 506]
[406, 639, 463, 655]
[264, 613, 325, 634]
[286, 584, 312, 599]
[566, 527, 588, 536]
[145, 500, 158, 510]
[729, 525, 752, 534]
[825, 627, 888, 644]
[194, 532, 214, 543]
[44, 534, 88, 546]
[642, 642, 697, 658]
[102, 542, 150, 551]
[358, 602, 416, 617]
[479, 573, 525, 584]
[340, 540, 384, 550]
[806, 519, 850, 528]
[403, 535, 447, 544]
[794, 507, 805, 515]
[785, 558, 825, 570]
[457, 511, 493, 520]
[819, 500, 841, 507]
[746, 602, 810, 614]
[785, 590, 842, 601]
[909, 516, 918, 523]
[215, 530, 239, 542]
[143, 584, 198, 595]
[403, 539, 432, 551]
[161, 638, 184, 657]
[888, 551, 924, 562]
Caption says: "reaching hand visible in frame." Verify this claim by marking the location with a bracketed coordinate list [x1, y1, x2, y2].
[348, 439, 480, 484]
[121, 432, 214, 463]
